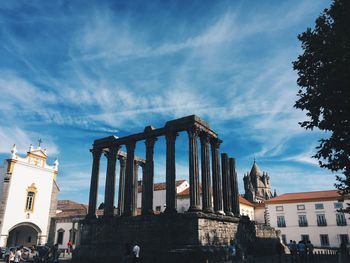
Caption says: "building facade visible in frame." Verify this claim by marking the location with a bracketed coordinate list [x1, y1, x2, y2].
[265, 190, 350, 247]
[137, 180, 189, 213]
[52, 200, 87, 250]
[137, 179, 255, 219]
[0, 144, 59, 247]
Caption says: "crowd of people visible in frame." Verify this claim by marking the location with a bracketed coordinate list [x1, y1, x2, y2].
[287, 240, 314, 262]
[6, 244, 60, 263]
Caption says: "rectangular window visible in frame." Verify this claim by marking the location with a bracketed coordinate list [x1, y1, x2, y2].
[336, 213, 347, 226]
[339, 235, 349, 245]
[334, 202, 343, 209]
[315, 203, 324, 210]
[276, 206, 284, 211]
[317, 214, 327, 226]
[320, 234, 329, 246]
[298, 215, 308, 227]
[57, 231, 64, 245]
[25, 192, 35, 211]
[277, 216, 286, 227]
[297, 205, 305, 210]
[301, 235, 310, 243]
[281, 234, 287, 245]
[155, 206, 161, 212]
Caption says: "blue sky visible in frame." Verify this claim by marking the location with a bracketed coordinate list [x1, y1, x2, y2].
[0, 0, 336, 204]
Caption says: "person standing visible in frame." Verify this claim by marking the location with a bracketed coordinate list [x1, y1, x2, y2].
[297, 241, 306, 263]
[306, 240, 314, 262]
[228, 240, 237, 263]
[132, 243, 140, 263]
[53, 244, 60, 263]
[8, 248, 15, 263]
[14, 247, 24, 263]
[67, 240, 73, 255]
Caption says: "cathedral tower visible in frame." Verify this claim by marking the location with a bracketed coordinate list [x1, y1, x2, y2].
[243, 159, 273, 203]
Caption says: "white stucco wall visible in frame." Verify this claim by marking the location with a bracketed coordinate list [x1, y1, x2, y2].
[240, 203, 254, 220]
[137, 189, 167, 212]
[267, 200, 350, 247]
[137, 181, 189, 213]
[54, 221, 74, 249]
[254, 206, 266, 223]
[137, 181, 255, 218]
[0, 153, 57, 247]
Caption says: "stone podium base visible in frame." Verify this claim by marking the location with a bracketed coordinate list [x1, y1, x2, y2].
[73, 213, 278, 263]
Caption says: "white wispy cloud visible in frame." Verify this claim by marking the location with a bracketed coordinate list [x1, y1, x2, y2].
[0, 126, 59, 155]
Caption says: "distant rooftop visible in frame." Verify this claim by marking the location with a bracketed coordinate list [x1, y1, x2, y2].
[265, 190, 346, 204]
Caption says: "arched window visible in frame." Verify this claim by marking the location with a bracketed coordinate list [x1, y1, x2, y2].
[25, 183, 37, 212]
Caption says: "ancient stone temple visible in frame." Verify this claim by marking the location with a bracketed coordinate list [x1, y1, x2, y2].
[243, 160, 273, 203]
[73, 115, 279, 263]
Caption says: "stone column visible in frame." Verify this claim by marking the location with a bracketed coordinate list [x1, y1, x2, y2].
[165, 132, 178, 214]
[133, 161, 140, 216]
[200, 132, 214, 213]
[117, 156, 126, 216]
[75, 220, 81, 246]
[104, 145, 119, 217]
[142, 137, 157, 215]
[229, 158, 240, 217]
[221, 153, 233, 216]
[211, 138, 224, 214]
[69, 221, 76, 241]
[87, 148, 102, 218]
[123, 142, 136, 216]
[187, 126, 201, 212]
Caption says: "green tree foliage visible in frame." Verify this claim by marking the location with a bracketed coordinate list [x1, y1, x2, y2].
[293, 0, 350, 210]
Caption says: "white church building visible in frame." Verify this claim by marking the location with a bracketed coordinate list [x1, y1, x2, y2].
[0, 144, 59, 247]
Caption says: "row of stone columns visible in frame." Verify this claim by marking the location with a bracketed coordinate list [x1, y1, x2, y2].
[87, 126, 240, 218]
[87, 146, 145, 218]
[221, 154, 240, 217]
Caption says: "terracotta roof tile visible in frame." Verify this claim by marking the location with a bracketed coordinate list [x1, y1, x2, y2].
[239, 196, 254, 206]
[138, 180, 186, 193]
[55, 200, 88, 219]
[177, 185, 202, 198]
[266, 190, 347, 204]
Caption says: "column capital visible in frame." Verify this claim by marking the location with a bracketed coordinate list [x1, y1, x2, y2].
[126, 141, 136, 150]
[165, 131, 178, 143]
[210, 137, 222, 148]
[104, 145, 120, 160]
[118, 155, 126, 164]
[134, 160, 141, 168]
[90, 147, 103, 158]
[199, 132, 211, 144]
[145, 137, 157, 148]
[187, 125, 200, 138]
